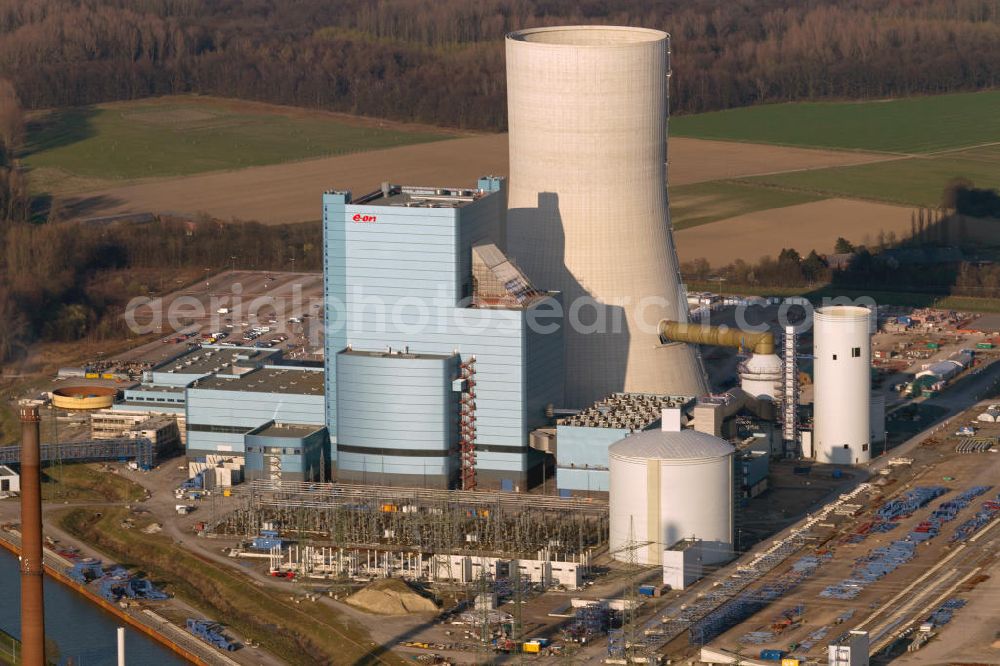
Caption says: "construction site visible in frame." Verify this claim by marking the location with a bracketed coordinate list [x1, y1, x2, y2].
[5, 21, 1000, 666]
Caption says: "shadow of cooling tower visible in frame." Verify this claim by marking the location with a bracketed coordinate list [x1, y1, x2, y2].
[508, 191, 629, 408]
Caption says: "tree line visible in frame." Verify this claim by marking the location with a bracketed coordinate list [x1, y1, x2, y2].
[682, 233, 1000, 300]
[0, 213, 322, 361]
[2, 0, 1000, 130]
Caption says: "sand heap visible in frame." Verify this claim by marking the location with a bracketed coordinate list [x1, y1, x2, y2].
[345, 578, 438, 615]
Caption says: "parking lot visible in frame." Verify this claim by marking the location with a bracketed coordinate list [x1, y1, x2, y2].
[116, 270, 324, 368]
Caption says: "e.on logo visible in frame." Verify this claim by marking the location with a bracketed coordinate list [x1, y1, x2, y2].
[352, 213, 377, 223]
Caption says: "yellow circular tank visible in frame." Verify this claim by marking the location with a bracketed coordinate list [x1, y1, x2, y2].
[51, 386, 117, 410]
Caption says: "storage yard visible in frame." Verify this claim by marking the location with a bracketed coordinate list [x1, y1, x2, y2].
[698, 414, 1000, 665]
[119, 269, 324, 365]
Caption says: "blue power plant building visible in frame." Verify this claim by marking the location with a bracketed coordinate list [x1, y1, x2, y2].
[323, 178, 564, 490]
[186, 365, 325, 458]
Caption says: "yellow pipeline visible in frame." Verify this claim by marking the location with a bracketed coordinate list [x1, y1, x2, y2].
[658, 320, 775, 355]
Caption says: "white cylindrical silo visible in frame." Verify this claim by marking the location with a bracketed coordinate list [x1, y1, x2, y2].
[609, 430, 735, 566]
[813, 306, 872, 464]
[505, 26, 707, 407]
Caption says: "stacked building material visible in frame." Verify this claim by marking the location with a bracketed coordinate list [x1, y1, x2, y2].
[912, 486, 992, 542]
[739, 630, 775, 645]
[797, 625, 829, 652]
[67, 559, 103, 584]
[846, 487, 946, 545]
[820, 540, 917, 600]
[690, 555, 825, 644]
[875, 487, 948, 521]
[951, 492, 1000, 542]
[100, 575, 169, 602]
[926, 598, 966, 626]
[186, 619, 237, 651]
[955, 438, 995, 453]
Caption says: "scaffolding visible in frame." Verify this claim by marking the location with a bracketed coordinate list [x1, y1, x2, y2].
[471, 244, 542, 309]
[268, 449, 281, 483]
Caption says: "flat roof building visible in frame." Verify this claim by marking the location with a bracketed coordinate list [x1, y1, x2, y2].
[186, 365, 326, 460]
[245, 422, 328, 483]
[150, 346, 281, 386]
[0, 465, 18, 495]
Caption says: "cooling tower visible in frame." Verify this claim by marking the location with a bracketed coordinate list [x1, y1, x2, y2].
[506, 26, 707, 407]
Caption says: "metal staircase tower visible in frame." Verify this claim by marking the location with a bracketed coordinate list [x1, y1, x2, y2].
[781, 325, 800, 458]
[458, 357, 478, 490]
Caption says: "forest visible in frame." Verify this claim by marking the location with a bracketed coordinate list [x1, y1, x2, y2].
[1, 0, 1000, 130]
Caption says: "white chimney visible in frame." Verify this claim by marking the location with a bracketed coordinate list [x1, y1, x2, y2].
[661, 407, 682, 432]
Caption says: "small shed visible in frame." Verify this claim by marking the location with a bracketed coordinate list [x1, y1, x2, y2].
[0, 465, 19, 495]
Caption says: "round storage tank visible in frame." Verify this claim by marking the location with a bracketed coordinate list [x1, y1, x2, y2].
[813, 306, 871, 465]
[609, 429, 735, 566]
[50, 385, 117, 410]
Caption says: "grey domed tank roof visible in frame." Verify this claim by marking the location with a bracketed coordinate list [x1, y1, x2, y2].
[609, 428, 735, 461]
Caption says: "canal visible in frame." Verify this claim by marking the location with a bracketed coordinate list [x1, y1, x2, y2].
[0, 547, 188, 665]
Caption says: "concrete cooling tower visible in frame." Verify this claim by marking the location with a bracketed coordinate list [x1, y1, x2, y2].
[505, 26, 707, 407]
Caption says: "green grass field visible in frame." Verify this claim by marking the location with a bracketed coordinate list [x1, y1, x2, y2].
[672, 90, 1000, 153]
[671, 181, 822, 230]
[743, 144, 1000, 207]
[24, 96, 448, 187]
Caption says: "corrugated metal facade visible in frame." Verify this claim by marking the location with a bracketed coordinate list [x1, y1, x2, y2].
[336, 351, 458, 487]
[245, 425, 327, 482]
[185, 370, 325, 456]
[323, 180, 564, 488]
[555, 425, 628, 494]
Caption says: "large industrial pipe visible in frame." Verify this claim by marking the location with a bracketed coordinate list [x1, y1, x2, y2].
[658, 320, 775, 355]
[19, 406, 46, 666]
